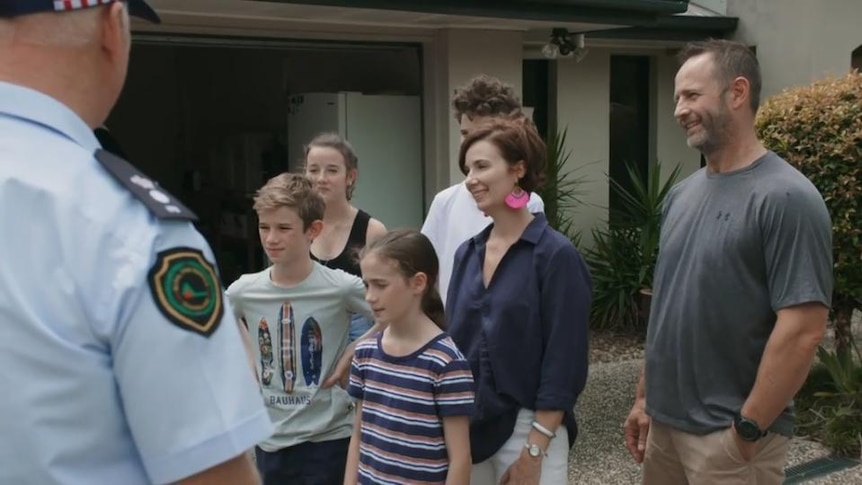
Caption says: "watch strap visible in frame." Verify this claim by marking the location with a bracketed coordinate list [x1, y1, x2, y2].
[734, 413, 766, 441]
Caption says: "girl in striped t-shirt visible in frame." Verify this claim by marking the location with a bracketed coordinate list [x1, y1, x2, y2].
[345, 229, 475, 485]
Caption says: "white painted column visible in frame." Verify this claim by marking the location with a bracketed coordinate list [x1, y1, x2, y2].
[421, 28, 525, 203]
[555, 48, 610, 248]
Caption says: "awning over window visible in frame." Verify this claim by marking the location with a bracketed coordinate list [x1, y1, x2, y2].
[264, 0, 693, 25]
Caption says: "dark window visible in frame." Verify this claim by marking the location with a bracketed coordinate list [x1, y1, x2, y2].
[853, 45, 862, 71]
[609, 55, 651, 223]
[522, 59, 550, 140]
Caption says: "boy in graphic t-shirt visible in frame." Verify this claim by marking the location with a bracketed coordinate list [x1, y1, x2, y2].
[226, 173, 378, 484]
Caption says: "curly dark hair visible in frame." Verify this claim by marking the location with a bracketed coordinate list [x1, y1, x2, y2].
[451, 75, 522, 123]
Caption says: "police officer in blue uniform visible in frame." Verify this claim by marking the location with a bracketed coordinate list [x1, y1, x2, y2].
[0, 2, 274, 484]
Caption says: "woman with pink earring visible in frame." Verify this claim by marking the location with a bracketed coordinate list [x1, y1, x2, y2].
[445, 117, 592, 485]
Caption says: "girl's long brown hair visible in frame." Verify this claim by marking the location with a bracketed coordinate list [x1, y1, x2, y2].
[361, 230, 445, 330]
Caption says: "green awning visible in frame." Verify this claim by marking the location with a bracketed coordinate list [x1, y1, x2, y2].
[588, 13, 738, 40]
[266, 0, 691, 25]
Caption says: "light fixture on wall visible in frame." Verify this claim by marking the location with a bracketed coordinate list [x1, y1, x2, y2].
[542, 28, 588, 62]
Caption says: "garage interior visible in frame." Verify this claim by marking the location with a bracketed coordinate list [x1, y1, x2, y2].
[105, 35, 422, 283]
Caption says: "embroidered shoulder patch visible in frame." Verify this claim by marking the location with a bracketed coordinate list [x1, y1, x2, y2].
[148, 247, 224, 337]
[95, 149, 198, 221]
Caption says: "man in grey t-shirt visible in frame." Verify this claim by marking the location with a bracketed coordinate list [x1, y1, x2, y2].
[623, 40, 833, 485]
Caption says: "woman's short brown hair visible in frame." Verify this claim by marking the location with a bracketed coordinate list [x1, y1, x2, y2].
[458, 117, 546, 193]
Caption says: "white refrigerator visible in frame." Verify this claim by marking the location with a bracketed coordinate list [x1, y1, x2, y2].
[287, 92, 424, 230]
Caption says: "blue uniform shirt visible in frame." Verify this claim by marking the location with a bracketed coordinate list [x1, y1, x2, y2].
[0, 81, 274, 485]
[445, 213, 591, 463]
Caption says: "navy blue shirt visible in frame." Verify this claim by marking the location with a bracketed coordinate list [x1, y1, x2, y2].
[445, 213, 591, 463]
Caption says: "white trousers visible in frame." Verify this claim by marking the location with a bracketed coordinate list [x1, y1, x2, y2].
[470, 409, 569, 485]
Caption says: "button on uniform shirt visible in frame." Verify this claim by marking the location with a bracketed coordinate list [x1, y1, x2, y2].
[0, 81, 274, 485]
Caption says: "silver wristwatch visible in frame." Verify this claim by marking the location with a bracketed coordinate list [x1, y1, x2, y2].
[524, 442, 546, 458]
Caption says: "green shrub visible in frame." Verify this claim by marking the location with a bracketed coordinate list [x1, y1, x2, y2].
[586, 225, 643, 329]
[584, 162, 681, 330]
[755, 70, 862, 357]
[795, 346, 862, 457]
[538, 127, 587, 247]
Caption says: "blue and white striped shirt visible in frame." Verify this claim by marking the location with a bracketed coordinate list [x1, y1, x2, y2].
[347, 332, 474, 484]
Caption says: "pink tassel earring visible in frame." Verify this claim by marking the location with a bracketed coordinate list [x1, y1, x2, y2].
[505, 187, 529, 210]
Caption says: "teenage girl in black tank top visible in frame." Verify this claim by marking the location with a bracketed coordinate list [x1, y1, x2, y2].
[304, 133, 387, 341]
[310, 208, 370, 277]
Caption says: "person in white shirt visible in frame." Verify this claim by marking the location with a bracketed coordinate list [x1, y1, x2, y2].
[422, 75, 544, 302]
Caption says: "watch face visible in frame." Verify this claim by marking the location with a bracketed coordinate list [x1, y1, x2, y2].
[736, 419, 762, 441]
[528, 444, 541, 457]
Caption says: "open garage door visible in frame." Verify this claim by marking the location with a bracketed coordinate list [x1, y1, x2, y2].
[107, 34, 423, 282]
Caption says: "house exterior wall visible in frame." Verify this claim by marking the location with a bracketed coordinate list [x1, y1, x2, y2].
[124, 3, 715, 240]
[729, 0, 862, 98]
[548, 0, 862, 245]
[554, 48, 699, 246]
[556, 49, 611, 247]
[127, 1, 861, 245]
[423, 29, 525, 198]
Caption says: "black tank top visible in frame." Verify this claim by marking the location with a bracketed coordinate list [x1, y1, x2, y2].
[311, 209, 370, 277]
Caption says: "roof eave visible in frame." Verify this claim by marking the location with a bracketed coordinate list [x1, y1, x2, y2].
[588, 14, 738, 41]
[268, 0, 691, 26]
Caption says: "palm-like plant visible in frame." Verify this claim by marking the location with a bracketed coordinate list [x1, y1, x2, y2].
[608, 162, 682, 288]
[585, 161, 682, 329]
[539, 127, 587, 246]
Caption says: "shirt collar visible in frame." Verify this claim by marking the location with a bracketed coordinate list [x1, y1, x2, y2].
[0, 81, 101, 152]
[471, 212, 549, 246]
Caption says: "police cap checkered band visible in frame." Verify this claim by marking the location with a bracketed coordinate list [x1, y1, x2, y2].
[0, 0, 160, 24]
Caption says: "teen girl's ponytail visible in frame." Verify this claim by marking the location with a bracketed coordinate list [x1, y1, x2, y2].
[422, 286, 446, 330]
[361, 229, 445, 330]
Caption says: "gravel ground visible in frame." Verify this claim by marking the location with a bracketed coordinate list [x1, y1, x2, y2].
[568, 327, 862, 484]
[589, 330, 645, 364]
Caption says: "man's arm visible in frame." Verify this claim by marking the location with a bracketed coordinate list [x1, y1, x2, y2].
[177, 453, 260, 485]
[745, 183, 833, 429]
[623, 364, 650, 463]
[636, 364, 646, 401]
[741, 303, 828, 429]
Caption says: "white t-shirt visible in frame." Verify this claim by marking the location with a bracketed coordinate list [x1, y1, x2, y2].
[421, 181, 545, 304]
[226, 263, 373, 451]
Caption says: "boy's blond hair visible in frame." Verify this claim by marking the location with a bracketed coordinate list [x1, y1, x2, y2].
[253, 173, 325, 230]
